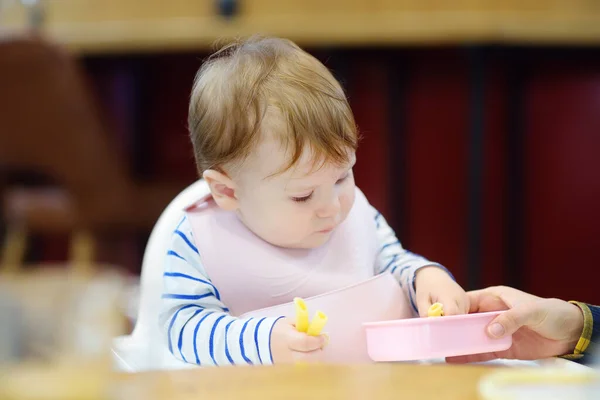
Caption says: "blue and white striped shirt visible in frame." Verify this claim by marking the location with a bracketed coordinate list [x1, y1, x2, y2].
[159, 205, 442, 366]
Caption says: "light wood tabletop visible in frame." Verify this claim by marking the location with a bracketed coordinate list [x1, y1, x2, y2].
[1, 0, 600, 54]
[116, 363, 498, 400]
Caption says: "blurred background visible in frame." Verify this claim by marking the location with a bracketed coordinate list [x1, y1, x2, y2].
[0, 0, 599, 309]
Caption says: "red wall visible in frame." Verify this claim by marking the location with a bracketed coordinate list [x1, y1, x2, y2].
[524, 62, 600, 303]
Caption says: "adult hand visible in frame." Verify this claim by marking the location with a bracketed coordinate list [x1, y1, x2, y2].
[447, 286, 584, 363]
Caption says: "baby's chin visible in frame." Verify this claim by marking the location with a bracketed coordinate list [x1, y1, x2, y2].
[267, 231, 333, 250]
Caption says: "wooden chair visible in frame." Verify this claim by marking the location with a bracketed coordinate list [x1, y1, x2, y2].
[0, 35, 184, 268]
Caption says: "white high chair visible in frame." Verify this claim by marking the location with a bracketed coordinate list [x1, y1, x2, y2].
[111, 179, 209, 372]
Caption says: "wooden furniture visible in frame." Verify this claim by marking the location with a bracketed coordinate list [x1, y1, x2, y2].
[115, 363, 497, 400]
[0, 36, 183, 267]
[1, 0, 600, 54]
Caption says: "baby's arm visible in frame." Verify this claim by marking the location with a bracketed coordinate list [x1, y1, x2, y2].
[159, 217, 282, 366]
[371, 208, 454, 315]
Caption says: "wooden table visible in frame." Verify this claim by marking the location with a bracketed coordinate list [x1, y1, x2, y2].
[117, 363, 498, 400]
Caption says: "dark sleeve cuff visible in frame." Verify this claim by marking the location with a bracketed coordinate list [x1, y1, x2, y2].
[586, 304, 600, 356]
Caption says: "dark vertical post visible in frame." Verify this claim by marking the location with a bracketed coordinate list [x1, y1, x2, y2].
[505, 48, 526, 290]
[466, 47, 486, 290]
[387, 51, 409, 243]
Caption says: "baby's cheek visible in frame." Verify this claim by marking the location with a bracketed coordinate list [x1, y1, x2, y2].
[280, 210, 307, 235]
[340, 190, 356, 217]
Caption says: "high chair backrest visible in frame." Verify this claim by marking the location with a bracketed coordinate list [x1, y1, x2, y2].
[131, 179, 209, 342]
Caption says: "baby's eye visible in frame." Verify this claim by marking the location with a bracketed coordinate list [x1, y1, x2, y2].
[291, 192, 313, 203]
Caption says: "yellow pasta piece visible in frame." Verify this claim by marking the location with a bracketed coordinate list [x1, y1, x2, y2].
[428, 302, 444, 317]
[294, 297, 309, 333]
[306, 311, 328, 336]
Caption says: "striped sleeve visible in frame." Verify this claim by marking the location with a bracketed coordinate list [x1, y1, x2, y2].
[372, 207, 454, 315]
[159, 216, 283, 366]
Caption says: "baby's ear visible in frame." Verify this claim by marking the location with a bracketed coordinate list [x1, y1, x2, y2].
[203, 169, 239, 211]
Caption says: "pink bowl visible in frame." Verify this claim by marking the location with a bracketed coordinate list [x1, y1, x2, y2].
[363, 311, 512, 362]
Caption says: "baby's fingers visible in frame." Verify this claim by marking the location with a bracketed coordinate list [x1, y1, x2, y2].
[293, 349, 324, 363]
[288, 332, 326, 352]
[417, 293, 433, 318]
[437, 295, 469, 316]
[439, 300, 461, 316]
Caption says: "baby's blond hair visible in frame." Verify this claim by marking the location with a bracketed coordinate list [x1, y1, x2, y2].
[188, 36, 358, 176]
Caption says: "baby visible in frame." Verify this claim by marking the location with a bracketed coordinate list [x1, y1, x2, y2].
[160, 36, 469, 366]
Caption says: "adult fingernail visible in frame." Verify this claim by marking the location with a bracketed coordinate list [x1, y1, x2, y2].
[488, 323, 505, 338]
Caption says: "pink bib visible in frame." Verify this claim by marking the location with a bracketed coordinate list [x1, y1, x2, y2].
[185, 188, 413, 363]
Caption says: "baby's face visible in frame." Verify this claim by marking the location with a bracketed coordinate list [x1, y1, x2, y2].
[233, 137, 356, 249]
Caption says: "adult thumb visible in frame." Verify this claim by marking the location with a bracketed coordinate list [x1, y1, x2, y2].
[486, 303, 544, 338]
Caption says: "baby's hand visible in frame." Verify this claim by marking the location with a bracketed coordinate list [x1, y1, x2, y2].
[270, 318, 327, 364]
[414, 266, 469, 317]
